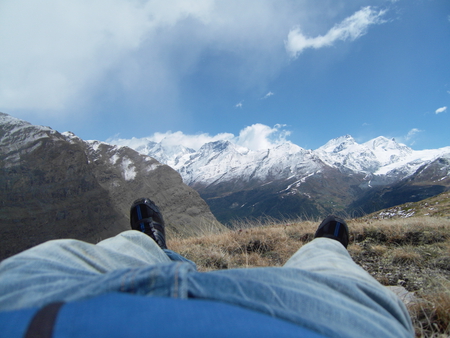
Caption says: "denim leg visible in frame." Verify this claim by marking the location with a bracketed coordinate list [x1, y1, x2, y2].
[0, 231, 173, 311]
[94, 230, 173, 267]
[186, 238, 414, 338]
[0, 232, 414, 337]
[97, 231, 195, 266]
[284, 238, 408, 305]
[285, 238, 379, 281]
[285, 238, 414, 335]
[163, 249, 197, 268]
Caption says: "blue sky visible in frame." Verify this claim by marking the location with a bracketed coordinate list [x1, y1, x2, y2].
[0, 0, 449, 151]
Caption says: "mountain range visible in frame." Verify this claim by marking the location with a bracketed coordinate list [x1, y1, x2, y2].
[116, 134, 450, 223]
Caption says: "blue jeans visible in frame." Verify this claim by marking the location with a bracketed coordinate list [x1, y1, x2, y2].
[0, 231, 414, 338]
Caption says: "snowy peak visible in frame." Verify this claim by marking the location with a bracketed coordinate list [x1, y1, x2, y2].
[198, 140, 233, 154]
[0, 113, 65, 169]
[315, 135, 416, 173]
[0, 113, 53, 136]
[318, 135, 411, 157]
[271, 141, 305, 155]
[197, 140, 249, 156]
[0, 112, 57, 150]
[0, 113, 161, 183]
[318, 134, 358, 154]
[363, 137, 413, 164]
[146, 142, 195, 168]
[145, 139, 320, 187]
[364, 136, 397, 150]
[119, 132, 449, 190]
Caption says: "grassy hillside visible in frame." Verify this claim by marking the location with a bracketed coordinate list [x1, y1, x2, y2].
[168, 192, 450, 337]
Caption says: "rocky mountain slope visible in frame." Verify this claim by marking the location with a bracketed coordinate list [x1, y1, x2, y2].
[115, 134, 450, 223]
[0, 113, 223, 260]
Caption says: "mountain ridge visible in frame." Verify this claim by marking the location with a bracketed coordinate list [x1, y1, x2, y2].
[119, 133, 450, 183]
[112, 132, 450, 223]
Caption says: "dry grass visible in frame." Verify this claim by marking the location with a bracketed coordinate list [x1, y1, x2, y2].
[167, 216, 450, 337]
[391, 246, 424, 265]
[169, 220, 318, 270]
[408, 278, 450, 337]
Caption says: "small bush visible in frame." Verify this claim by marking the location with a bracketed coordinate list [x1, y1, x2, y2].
[391, 247, 423, 265]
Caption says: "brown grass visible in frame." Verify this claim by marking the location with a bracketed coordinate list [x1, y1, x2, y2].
[408, 278, 450, 337]
[167, 216, 450, 337]
[169, 219, 319, 270]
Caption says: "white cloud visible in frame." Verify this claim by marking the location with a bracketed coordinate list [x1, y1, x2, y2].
[392, 128, 422, 146]
[435, 106, 447, 114]
[405, 128, 422, 141]
[285, 6, 386, 58]
[109, 130, 234, 151]
[0, 1, 390, 122]
[156, 131, 235, 150]
[235, 102, 243, 108]
[235, 124, 291, 150]
[393, 128, 423, 146]
[0, 0, 164, 111]
[109, 123, 291, 152]
[0, 0, 299, 116]
[263, 92, 274, 99]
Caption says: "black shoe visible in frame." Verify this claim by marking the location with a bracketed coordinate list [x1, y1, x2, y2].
[314, 215, 349, 248]
[130, 198, 167, 250]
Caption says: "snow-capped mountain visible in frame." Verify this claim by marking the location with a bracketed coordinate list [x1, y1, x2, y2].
[175, 140, 323, 189]
[115, 133, 450, 223]
[133, 141, 195, 168]
[316, 135, 414, 174]
[124, 133, 450, 188]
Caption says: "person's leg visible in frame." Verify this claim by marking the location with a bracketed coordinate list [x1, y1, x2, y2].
[285, 215, 391, 289]
[283, 217, 414, 336]
[0, 198, 198, 311]
[284, 237, 376, 282]
[286, 215, 371, 280]
[0, 230, 174, 311]
[187, 233, 414, 338]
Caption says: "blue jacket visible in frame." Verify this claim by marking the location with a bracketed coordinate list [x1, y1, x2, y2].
[0, 292, 327, 337]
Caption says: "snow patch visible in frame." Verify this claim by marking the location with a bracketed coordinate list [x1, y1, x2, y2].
[279, 179, 302, 193]
[374, 206, 416, 219]
[120, 157, 136, 181]
[110, 154, 119, 165]
[146, 163, 161, 172]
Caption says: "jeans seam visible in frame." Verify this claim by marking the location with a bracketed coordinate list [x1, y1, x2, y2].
[174, 263, 180, 298]
[120, 269, 139, 293]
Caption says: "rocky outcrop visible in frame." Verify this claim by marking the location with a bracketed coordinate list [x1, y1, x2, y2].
[0, 113, 224, 260]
